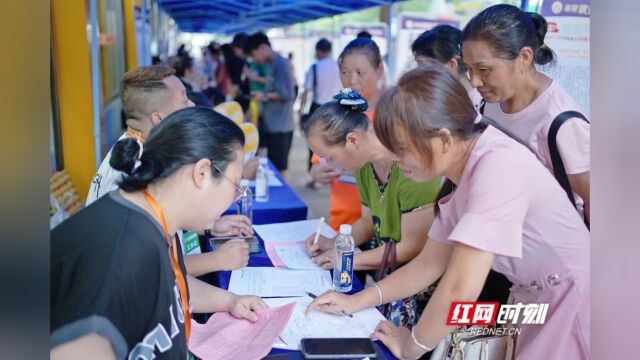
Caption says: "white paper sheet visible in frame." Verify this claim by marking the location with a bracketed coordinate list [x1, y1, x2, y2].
[228, 267, 332, 297]
[274, 245, 321, 270]
[254, 219, 337, 244]
[263, 297, 386, 350]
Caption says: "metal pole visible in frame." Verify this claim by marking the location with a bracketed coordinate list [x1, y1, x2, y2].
[521, 0, 530, 11]
[141, 0, 148, 65]
[88, 0, 103, 168]
[385, 2, 394, 84]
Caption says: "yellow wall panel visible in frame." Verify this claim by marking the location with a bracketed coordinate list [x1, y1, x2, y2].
[51, 0, 96, 199]
[123, 0, 138, 70]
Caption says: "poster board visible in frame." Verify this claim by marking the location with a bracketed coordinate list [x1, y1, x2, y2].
[393, 13, 460, 82]
[539, 0, 590, 117]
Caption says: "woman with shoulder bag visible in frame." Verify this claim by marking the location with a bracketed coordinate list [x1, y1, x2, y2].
[306, 65, 589, 360]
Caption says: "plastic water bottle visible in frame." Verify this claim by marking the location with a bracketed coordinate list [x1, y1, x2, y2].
[255, 157, 269, 202]
[237, 179, 253, 224]
[333, 224, 355, 292]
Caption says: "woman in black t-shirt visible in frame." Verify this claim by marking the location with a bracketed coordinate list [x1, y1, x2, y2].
[51, 107, 267, 359]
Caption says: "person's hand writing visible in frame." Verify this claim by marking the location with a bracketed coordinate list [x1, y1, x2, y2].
[305, 290, 357, 316]
[311, 248, 335, 270]
[305, 233, 335, 257]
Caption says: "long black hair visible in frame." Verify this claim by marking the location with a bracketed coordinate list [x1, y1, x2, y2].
[412, 25, 467, 76]
[462, 4, 555, 66]
[111, 106, 245, 192]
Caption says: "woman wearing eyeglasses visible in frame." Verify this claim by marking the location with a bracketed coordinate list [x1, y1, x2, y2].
[51, 107, 267, 359]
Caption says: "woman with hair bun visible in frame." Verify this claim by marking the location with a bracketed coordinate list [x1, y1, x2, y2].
[51, 107, 267, 359]
[461, 4, 590, 222]
[302, 88, 441, 328]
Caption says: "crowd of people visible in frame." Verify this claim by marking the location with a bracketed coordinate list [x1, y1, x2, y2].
[51, 4, 590, 360]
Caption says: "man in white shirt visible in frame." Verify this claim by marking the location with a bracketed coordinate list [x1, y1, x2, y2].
[299, 39, 342, 186]
[87, 65, 194, 204]
[299, 39, 342, 116]
[87, 65, 252, 272]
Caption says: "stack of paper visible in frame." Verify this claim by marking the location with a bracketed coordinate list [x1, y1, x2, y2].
[254, 219, 337, 244]
[228, 267, 332, 297]
[188, 302, 296, 360]
[263, 297, 386, 350]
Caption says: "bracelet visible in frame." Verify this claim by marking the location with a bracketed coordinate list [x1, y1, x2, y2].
[373, 283, 383, 306]
[411, 327, 434, 352]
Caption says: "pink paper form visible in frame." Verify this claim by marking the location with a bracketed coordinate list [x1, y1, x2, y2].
[264, 241, 306, 268]
[188, 301, 296, 360]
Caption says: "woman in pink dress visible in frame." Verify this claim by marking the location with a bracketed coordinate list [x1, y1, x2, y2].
[461, 4, 590, 222]
[306, 64, 589, 360]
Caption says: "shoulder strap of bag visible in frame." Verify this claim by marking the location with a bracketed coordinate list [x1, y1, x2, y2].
[375, 241, 397, 281]
[547, 111, 589, 210]
[311, 63, 317, 102]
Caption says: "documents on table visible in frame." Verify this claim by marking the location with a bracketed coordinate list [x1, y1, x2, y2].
[254, 219, 337, 244]
[264, 241, 305, 268]
[261, 220, 358, 269]
[188, 302, 296, 360]
[247, 169, 283, 187]
[228, 267, 332, 297]
[274, 244, 321, 270]
[263, 296, 386, 351]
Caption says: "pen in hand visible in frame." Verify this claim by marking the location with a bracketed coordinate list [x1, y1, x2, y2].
[309, 217, 324, 258]
[305, 291, 353, 318]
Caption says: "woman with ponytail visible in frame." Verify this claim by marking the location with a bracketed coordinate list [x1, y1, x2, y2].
[307, 65, 589, 360]
[51, 107, 266, 359]
[461, 4, 590, 222]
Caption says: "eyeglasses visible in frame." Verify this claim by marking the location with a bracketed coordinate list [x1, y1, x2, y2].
[212, 163, 247, 202]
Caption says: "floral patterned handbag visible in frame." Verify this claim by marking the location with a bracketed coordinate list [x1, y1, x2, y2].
[375, 241, 437, 327]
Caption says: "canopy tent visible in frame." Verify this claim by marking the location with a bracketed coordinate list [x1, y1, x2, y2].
[155, 0, 403, 34]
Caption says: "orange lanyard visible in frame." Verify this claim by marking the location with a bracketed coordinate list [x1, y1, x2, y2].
[141, 190, 191, 341]
[127, 128, 147, 143]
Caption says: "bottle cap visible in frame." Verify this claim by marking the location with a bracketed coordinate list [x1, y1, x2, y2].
[259, 157, 268, 164]
[339, 224, 352, 235]
[239, 179, 250, 187]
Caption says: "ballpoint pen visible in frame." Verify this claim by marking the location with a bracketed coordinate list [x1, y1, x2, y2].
[309, 217, 324, 258]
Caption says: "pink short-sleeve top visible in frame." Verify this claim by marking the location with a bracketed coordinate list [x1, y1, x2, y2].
[428, 126, 589, 286]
